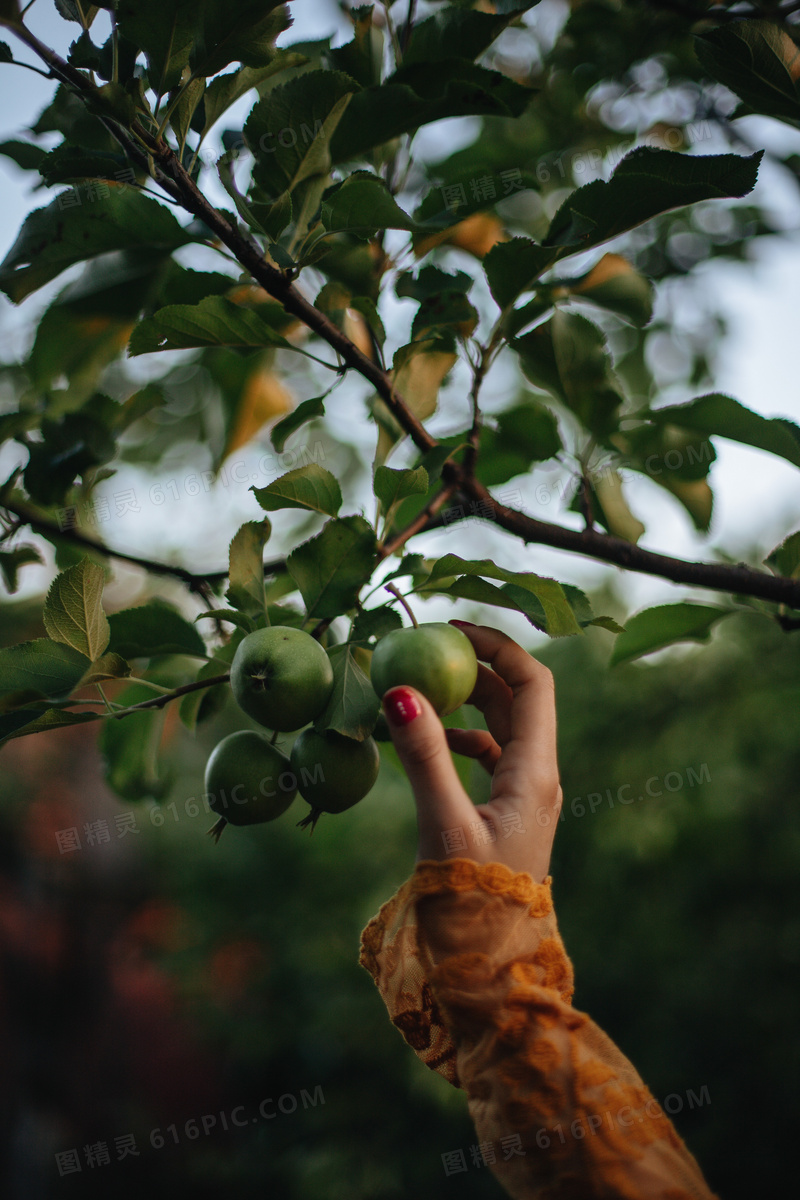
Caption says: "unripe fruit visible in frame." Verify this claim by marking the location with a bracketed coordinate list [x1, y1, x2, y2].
[229, 626, 334, 732]
[290, 728, 380, 831]
[204, 730, 297, 828]
[370, 622, 478, 716]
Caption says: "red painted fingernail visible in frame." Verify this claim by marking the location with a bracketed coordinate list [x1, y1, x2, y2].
[383, 687, 423, 726]
[450, 619, 475, 627]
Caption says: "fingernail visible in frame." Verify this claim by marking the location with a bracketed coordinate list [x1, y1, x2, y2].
[449, 619, 475, 627]
[383, 687, 423, 726]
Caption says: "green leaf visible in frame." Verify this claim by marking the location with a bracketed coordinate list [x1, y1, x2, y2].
[191, 0, 291, 76]
[373, 465, 429, 514]
[550, 309, 624, 438]
[313, 643, 380, 741]
[287, 516, 377, 619]
[476, 400, 562, 487]
[379, 554, 431, 586]
[403, 7, 523, 66]
[36, 145, 130, 187]
[0, 186, 197, 304]
[128, 295, 292, 355]
[610, 603, 734, 666]
[106, 601, 207, 659]
[331, 60, 532, 164]
[179, 637, 239, 732]
[421, 555, 582, 637]
[765, 530, 800, 579]
[226, 518, 271, 616]
[643, 393, 800, 470]
[169, 77, 205, 146]
[200, 54, 307, 136]
[195, 610, 256, 634]
[0, 707, 99, 748]
[695, 20, 800, 124]
[23, 409, 117, 506]
[560, 253, 654, 327]
[543, 147, 763, 253]
[252, 464, 342, 517]
[77, 653, 132, 687]
[114, 0, 195, 97]
[413, 168, 538, 231]
[0, 139, 47, 171]
[55, 1, 99, 27]
[484, 238, 558, 310]
[427, 572, 548, 631]
[98, 682, 170, 802]
[270, 395, 326, 453]
[349, 605, 403, 648]
[561, 583, 625, 634]
[516, 311, 623, 438]
[0, 639, 90, 711]
[321, 171, 415, 236]
[43, 558, 110, 661]
[395, 266, 473, 302]
[245, 69, 360, 201]
[0, 545, 44, 594]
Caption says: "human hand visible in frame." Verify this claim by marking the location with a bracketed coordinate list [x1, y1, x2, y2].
[380, 621, 563, 884]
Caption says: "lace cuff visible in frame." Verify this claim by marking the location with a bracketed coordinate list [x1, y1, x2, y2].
[358, 858, 574, 1089]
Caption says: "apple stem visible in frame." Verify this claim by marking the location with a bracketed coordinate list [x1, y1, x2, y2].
[297, 807, 321, 833]
[385, 583, 419, 629]
[207, 816, 228, 844]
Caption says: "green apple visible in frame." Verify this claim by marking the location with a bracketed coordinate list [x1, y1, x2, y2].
[204, 730, 297, 826]
[290, 728, 380, 830]
[229, 626, 334, 732]
[370, 622, 478, 715]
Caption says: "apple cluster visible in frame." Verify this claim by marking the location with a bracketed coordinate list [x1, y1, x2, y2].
[203, 622, 478, 841]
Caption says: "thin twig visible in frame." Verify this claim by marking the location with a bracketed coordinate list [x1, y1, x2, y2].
[377, 482, 459, 560]
[0, 497, 287, 591]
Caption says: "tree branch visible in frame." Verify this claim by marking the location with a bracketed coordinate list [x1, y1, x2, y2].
[0, 496, 287, 590]
[4, 16, 800, 621]
[377, 482, 459, 560]
[458, 476, 800, 609]
[4, 20, 437, 457]
[107, 672, 230, 717]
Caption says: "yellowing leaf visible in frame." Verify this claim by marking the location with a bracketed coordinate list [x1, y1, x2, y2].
[594, 469, 646, 544]
[415, 212, 508, 259]
[344, 308, 374, 359]
[660, 477, 714, 532]
[392, 341, 457, 424]
[225, 368, 293, 458]
[778, 27, 800, 80]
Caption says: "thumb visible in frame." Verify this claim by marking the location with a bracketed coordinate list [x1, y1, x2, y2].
[382, 686, 474, 860]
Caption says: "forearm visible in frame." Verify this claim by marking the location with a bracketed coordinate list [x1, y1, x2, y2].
[360, 858, 716, 1200]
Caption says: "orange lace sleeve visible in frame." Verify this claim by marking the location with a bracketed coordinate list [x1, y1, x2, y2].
[359, 858, 717, 1200]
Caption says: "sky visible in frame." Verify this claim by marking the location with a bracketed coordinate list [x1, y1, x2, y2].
[0, 0, 798, 642]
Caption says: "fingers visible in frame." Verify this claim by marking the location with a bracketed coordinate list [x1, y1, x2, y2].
[449, 621, 561, 814]
[464, 662, 513, 746]
[445, 727, 502, 775]
[381, 685, 475, 861]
